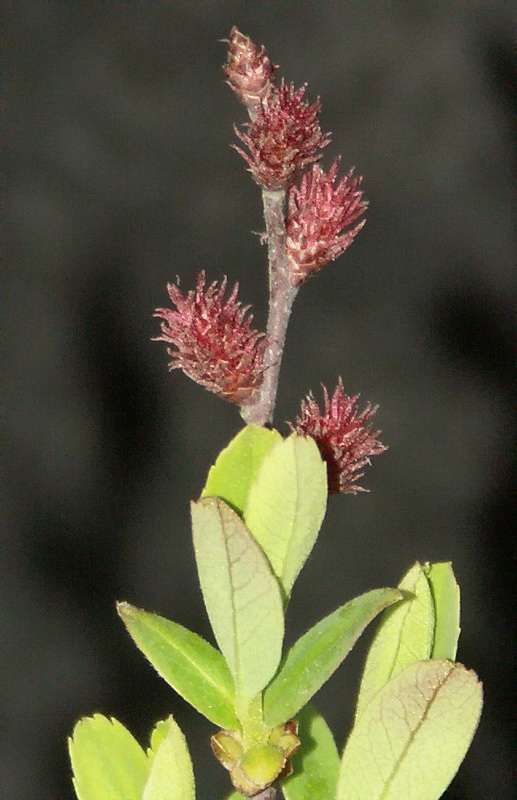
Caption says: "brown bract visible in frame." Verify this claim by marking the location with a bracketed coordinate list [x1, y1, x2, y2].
[234, 80, 331, 190]
[286, 159, 367, 285]
[291, 378, 386, 493]
[153, 271, 266, 406]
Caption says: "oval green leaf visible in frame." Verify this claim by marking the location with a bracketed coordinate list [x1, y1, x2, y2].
[244, 433, 328, 599]
[355, 561, 434, 720]
[263, 588, 401, 727]
[191, 496, 284, 700]
[425, 561, 460, 660]
[69, 715, 148, 800]
[281, 704, 339, 800]
[202, 425, 282, 515]
[143, 716, 195, 800]
[117, 603, 239, 729]
[337, 659, 483, 800]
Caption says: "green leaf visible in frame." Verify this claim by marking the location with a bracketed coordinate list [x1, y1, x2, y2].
[143, 716, 195, 800]
[281, 704, 339, 800]
[117, 603, 239, 729]
[243, 433, 327, 599]
[354, 561, 434, 720]
[146, 721, 168, 766]
[69, 715, 148, 800]
[425, 561, 460, 660]
[191, 496, 285, 700]
[337, 659, 483, 800]
[263, 588, 401, 727]
[203, 425, 282, 514]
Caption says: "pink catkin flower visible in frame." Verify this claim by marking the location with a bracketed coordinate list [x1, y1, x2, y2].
[224, 27, 276, 115]
[233, 80, 331, 190]
[286, 159, 367, 286]
[153, 272, 266, 406]
[290, 378, 386, 494]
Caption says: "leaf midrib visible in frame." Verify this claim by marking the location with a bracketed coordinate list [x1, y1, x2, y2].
[136, 612, 234, 705]
[378, 662, 454, 800]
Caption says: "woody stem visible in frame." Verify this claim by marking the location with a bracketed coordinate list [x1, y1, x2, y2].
[240, 188, 299, 426]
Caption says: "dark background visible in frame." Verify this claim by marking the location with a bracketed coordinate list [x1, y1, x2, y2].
[3, 2, 516, 799]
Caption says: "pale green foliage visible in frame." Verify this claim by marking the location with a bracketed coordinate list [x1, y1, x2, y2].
[69, 715, 195, 800]
[191, 496, 284, 701]
[70, 428, 481, 800]
[337, 660, 483, 800]
[281, 704, 340, 800]
[264, 588, 402, 726]
[425, 562, 460, 660]
[244, 434, 327, 598]
[144, 716, 195, 800]
[117, 603, 239, 729]
[203, 424, 282, 513]
[354, 561, 435, 719]
[203, 428, 328, 601]
[69, 715, 148, 800]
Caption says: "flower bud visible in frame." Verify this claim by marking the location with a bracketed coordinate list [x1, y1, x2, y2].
[211, 720, 300, 797]
[233, 81, 330, 190]
[153, 271, 266, 406]
[290, 378, 386, 493]
[231, 744, 285, 796]
[286, 160, 367, 285]
[224, 27, 276, 116]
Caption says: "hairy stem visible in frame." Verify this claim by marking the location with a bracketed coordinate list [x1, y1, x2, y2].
[241, 188, 299, 426]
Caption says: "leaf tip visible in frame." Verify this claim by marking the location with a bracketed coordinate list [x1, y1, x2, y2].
[192, 494, 220, 511]
[116, 600, 135, 619]
[386, 587, 405, 604]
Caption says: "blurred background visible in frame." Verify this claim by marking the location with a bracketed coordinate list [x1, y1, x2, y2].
[3, 1, 516, 798]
